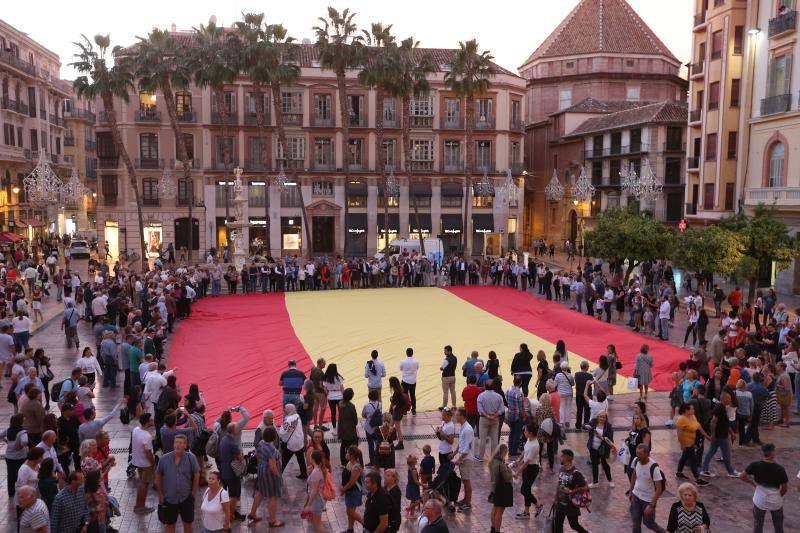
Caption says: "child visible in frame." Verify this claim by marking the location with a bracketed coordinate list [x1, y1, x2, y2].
[420, 444, 435, 488]
[643, 307, 654, 336]
[405, 454, 421, 517]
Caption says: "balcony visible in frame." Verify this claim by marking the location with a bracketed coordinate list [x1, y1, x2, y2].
[176, 111, 196, 123]
[693, 12, 705, 28]
[135, 157, 164, 170]
[102, 196, 118, 207]
[583, 143, 650, 158]
[0, 49, 37, 77]
[510, 162, 525, 174]
[312, 161, 335, 171]
[711, 50, 722, 60]
[441, 162, 465, 173]
[410, 115, 433, 128]
[84, 139, 96, 151]
[690, 62, 704, 77]
[211, 111, 238, 125]
[86, 167, 97, 179]
[281, 112, 303, 126]
[472, 159, 495, 174]
[663, 142, 687, 153]
[0, 145, 27, 161]
[348, 114, 367, 128]
[510, 118, 524, 132]
[349, 161, 367, 172]
[275, 158, 303, 170]
[98, 110, 112, 123]
[442, 118, 464, 130]
[212, 158, 239, 170]
[1, 97, 25, 115]
[688, 155, 700, 170]
[769, 10, 797, 38]
[142, 196, 160, 207]
[245, 159, 271, 172]
[171, 158, 201, 170]
[689, 109, 702, 123]
[745, 187, 800, 206]
[64, 136, 76, 147]
[39, 108, 46, 120]
[761, 94, 792, 115]
[136, 109, 161, 122]
[410, 160, 434, 172]
[99, 156, 119, 169]
[383, 117, 399, 128]
[474, 115, 495, 130]
[312, 115, 333, 127]
[244, 112, 270, 126]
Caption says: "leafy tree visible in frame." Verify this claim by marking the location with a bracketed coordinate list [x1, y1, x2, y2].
[719, 203, 800, 301]
[583, 206, 674, 282]
[673, 226, 745, 286]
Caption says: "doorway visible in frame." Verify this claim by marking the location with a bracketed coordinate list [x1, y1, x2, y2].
[569, 210, 578, 242]
[174, 217, 200, 251]
[312, 216, 334, 254]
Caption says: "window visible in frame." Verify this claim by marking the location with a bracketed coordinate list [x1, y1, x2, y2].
[696, 90, 704, 111]
[280, 91, 302, 113]
[666, 127, 683, 150]
[216, 136, 234, 165]
[314, 94, 332, 124]
[476, 98, 493, 121]
[411, 139, 433, 160]
[610, 160, 622, 185]
[222, 92, 236, 113]
[592, 135, 604, 156]
[17, 127, 22, 148]
[2, 124, 14, 146]
[727, 131, 738, 159]
[698, 42, 706, 63]
[101, 175, 118, 198]
[665, 158, 682, 184]
[768, 142, 785, 187]
[280, 186, 303, 207]
[348, 138, 364, 167]
[383, 98, 397, 125]
[383, 139, 396, 169]
[248, 138, 266, 166]
[709, 82, 720, 109]
[711, 30, 723, 60]
[180, 133, 194, 160]
[625, 59, 635, 67]
[276, 137, 305, 160]
[444, 98, 461, 126]
[138, 91, 157, 112]
[610, 132, 622, 154]
[176, 92, 192, 114]
[142, 178, 159, 205]
[566, 61, 575, 69]
[724, 183, 735, 211]
[630, 129, 642, 152]
[706, 133, 717, 160]
[559, 89, 572, 110]
[96, 131, 114, 157]
[511, 100, 521, 126]
[63, 99, 73, 114]
[348, 94, 365, 126]
[768, 54, 791, 97]
[626, 86, 640, 101]
[730, 79, 741, 107]
[139, 133, 158, 160]
[178, 178, 194, 205]
[591, 161, 603, 185]
[511, 141, 521, 165]
[313, 138, 333, 167]
[410, 94, 433, 117]
[27, 87, 35, 117]
[312, 181, 333, 197]
[475, 140, 492, 169]
[733, 26, 743, 55]
[248, 181, 266, 207]
[714, 0, 725, 6]
[703, 183, 715, 210]
[444, 140, 461, 170]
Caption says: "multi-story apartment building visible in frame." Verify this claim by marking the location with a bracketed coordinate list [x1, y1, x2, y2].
[565, 101, 689, 224]
[0, 18, 71, 239]
[685, 0, 747, 223]
[94, 40, 525, 259]
[60, 79, 98, 235]
[519, 0, 687, 248]
[739, 0, 800, 292]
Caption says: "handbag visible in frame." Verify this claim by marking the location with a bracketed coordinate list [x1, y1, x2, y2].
[627, 377, 639, 391]
[617, 445, 630, 466]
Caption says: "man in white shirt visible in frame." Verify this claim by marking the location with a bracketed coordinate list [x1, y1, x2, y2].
[0, 323, 16, 375]
[658, 296, 671, 341]
[628, 443, 666, 533]
[91, 291, 108, 325]
[453, 408, 476, 510]
[434, 408, 456, 466]
[132, 413, 156, 514]
[399, 347, 419, 415]
[143, 363, 176, 414]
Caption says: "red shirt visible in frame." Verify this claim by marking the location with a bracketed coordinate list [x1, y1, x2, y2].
[729, 290, 742, 307]
[461, 386, 482, 415]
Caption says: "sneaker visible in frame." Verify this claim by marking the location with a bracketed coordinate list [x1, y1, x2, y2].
[608, 481, 615, 488]
[727, 470, 741, 478]
[515, 512, 531, 519]
[664, 420, 675, 428]
[133, 506, 154, 515]
[699, 471, 715, 478]
[588, 483, 597, 488]
[457, 502, 472, 511]
[675, 472, 688, 480]
[695, 478, 710, 486]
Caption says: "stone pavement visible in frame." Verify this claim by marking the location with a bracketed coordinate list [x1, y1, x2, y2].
[3, 273, 800, 531]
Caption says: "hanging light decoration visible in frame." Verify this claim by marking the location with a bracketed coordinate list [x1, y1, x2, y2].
[23, 151, 63, 203]
[570, 166, 595, 203]
[619, 161, 637, 195]
[501, 168, 518, 206]
[544, 169, 565, 202]
[273, 165, 288, 192]
[474, 171, 495, 198]
[384, 167, 400, 197]
[157, 170, 177, 199]
[634, 159, 663, 203]
[61, 166, 87, 203]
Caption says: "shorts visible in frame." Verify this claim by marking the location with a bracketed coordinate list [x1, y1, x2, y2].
[458, 460, 473, 481]
[222, 476, 242, 498]
[137, 466, 154, 483]
[345, 488, 363, 508]
[314, 391, 327, 407]
[161, 495, 195, 525]
[391, 409, 404, 422]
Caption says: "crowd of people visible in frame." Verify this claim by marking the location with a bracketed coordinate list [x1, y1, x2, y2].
[1, 238, 800, 533]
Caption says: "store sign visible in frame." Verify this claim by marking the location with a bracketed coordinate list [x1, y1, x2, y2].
[444, 228, 461, 234]
[347, 228, 366, 234]
[474, 228, 492, 234]
[283, 234, 300, 250]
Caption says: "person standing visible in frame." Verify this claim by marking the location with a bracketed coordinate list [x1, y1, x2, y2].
[629, 444, 667, 533]
[489, 443, 513, 533]
[438, 345, 457, 410]
[218, 423, 246, 521]
[510, 343, 534, 396]
[399, 348, 419, 415]
[337, 388, 359, 466]
[552, 449, 590, 533]
[363, 471, 390, 533]
[700, 391, 740, 478]
[278, 360, 305, 416]
[50, 470, 89, 533]
[514, 422, 543, 520]
[554, 363, 575, 427]
[634, 345, 655, 402]
[475, 381, 504, 461]
[452, 408, 475, 511]
[667, 482, 711, 533]
[248, 426, 284, 527]
[155, 434, 200, 533]
[420, 499, 449, 532]
[658, 295, 671, 341]
[574, 361, 593, 429]
[584, 411, 614, 488]
[364, 350, 386, 404]
[739, 443, 788, 533]
[310, 358, 328, 431]
[16, 485, 50, 533]
[362, 390, 383, 468]
[505, 376, 525, 457]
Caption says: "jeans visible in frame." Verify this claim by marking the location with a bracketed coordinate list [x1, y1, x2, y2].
[630, 494, 667, 533]
[102, 357, 117, 387]
[753, 505, 783, 533]
[659, 318, 670, 340]
[366, 432, 378, 466]
[676, 447, 700, 478]
[575, 397, 589, 428]
[13, 331, 30, 352]
[517, 374, 532, 397]
[701, 437, 735, 474]
[476, 417, 499, 459]
[520, 464, 539, 507]
[553, 505, 589, 533]
[507, 418, 523, 456]
[211, 279, 221, 296]
[401, 381, 417, 413]
[281, 393, 299, 416]
[589, 448, 612, 484]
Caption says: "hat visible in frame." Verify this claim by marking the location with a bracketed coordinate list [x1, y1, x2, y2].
[441, 407, 452, 414]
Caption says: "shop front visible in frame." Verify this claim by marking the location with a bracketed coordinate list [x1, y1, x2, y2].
[440, 213, 462, 254]
[471, 213, 495, 257]
[248, 217, 268, 255]
[346, 213, 368, 256]
[104, 221, 119, 261]
[281, 216, 303, 255]
[377, 213, 399, 253]
[408, 213, 432, 239]
[144, 221, 163, 259]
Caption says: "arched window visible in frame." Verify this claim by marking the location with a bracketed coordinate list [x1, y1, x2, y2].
[768, 142, 785, 187]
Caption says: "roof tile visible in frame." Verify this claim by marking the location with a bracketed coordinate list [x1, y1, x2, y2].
[566, 100, 688, 136]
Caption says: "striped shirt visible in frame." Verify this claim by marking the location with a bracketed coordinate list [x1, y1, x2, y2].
[554, 372, 575, 397]
[477, 390, 505, 417]
[505, 387, 525, 422]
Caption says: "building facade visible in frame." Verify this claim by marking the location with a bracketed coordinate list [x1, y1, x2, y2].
[739, 0, 800, 293]
[684, 0, 747, 223]
[0, 18, 71, 239]
[519, 0, 687, 248]
[61, 80, 98, 236]
[93, 40, 526, 260]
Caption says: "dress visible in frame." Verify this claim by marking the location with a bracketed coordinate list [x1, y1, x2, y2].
[764, 380, 779, 424]
[490, 458, 513, 508]
[342, 462, 364, 508]
[634, 353, 654, 387]
[256, 441, 283, 498]
[405, 467, 421, 502]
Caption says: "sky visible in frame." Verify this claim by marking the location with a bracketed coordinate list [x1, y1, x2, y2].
[3, 0, 693, 80]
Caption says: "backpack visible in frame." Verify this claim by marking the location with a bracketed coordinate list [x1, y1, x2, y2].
[51, 378, 73, 403]
[397, 393, 411, 415]
[571, 486, 592, 509]
[368, 402, 383, 429]
[193, 429, 212, 457]
[205, 429, 221, 458]
[632, 458, 667, 492]
[321, 469, 336, 500]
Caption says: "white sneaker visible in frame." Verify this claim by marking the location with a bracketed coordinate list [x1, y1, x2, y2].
[665, 420, 675, 428]
[728, 470, 741, 478]
[588, 483, 597, 488]
[608, 481, 615, 488]
[699, 471, 715, 478]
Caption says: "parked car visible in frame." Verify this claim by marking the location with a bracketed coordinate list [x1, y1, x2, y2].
[69, 240, 91, 258]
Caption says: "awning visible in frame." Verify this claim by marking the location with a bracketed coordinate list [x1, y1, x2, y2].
[411, 181, 432, 196]
[441, 182, 463, 197]
[347, 213, 368, 235]
[409, 213, 432, 233]
[15, 219, 45, 228]
[472, 213, 495, 233]
[441, 213, 463, 234]
[347, 181, 368, 196]
[0, 232, 24, 243]
[377, 213, 399, 232]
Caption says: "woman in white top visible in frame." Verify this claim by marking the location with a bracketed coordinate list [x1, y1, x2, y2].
[553, 363, 575, 424]
[322, 364, 344, 430]
[682, 302, 699, 349]
[201, 470, 230, 533]
[76, 347, 103, 384]
[12, 311, 32, 353]
[513, 423, 543, 518]
[14, 447, 43, 505]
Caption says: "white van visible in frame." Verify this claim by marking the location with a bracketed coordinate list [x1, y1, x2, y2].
[374, 238, 444, 261]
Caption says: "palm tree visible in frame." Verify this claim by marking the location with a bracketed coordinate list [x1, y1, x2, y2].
[190, 20, 238, 258]
[394, 38, 434, 257]
[133, 28, 196, 261]
[359, 23, 397, 257]
[314, 7, 363, 256]
[71, 34, 147, 271]
[444, 39, 494, 255]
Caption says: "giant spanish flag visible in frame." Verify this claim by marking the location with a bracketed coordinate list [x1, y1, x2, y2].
[169, 287, 682, 428]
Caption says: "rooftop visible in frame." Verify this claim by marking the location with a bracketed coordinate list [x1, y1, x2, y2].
[566, 100, 688, 137]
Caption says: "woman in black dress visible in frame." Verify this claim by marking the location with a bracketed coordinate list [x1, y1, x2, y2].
[489, 443, 513, 533]
[535, 350, 550, 398]
[374, 416, 397, 471]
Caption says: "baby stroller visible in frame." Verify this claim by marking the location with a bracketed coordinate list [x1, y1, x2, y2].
[426, 460, 462, 511]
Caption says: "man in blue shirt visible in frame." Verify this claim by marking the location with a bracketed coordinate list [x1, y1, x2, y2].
[50, 470, 89, 533]
[747, 373, 769, 446]
[218, 423, 245, 521]
[279, 360, 306, 415]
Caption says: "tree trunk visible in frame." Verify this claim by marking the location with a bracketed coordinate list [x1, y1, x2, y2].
[215, 90, 232, 259]
[401, 95, 425, 257]
[160, 75, 194, 262]
[748, 276, 757, 303]
[254, 86, 270, 254]
[272, 82, 310, 257]
[376, 87, 389, 257]
[337, 73, 350, 257]
[464, 95, 474, 256]
[103, 93, 147, 272]
[624, 260, 639, 284]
